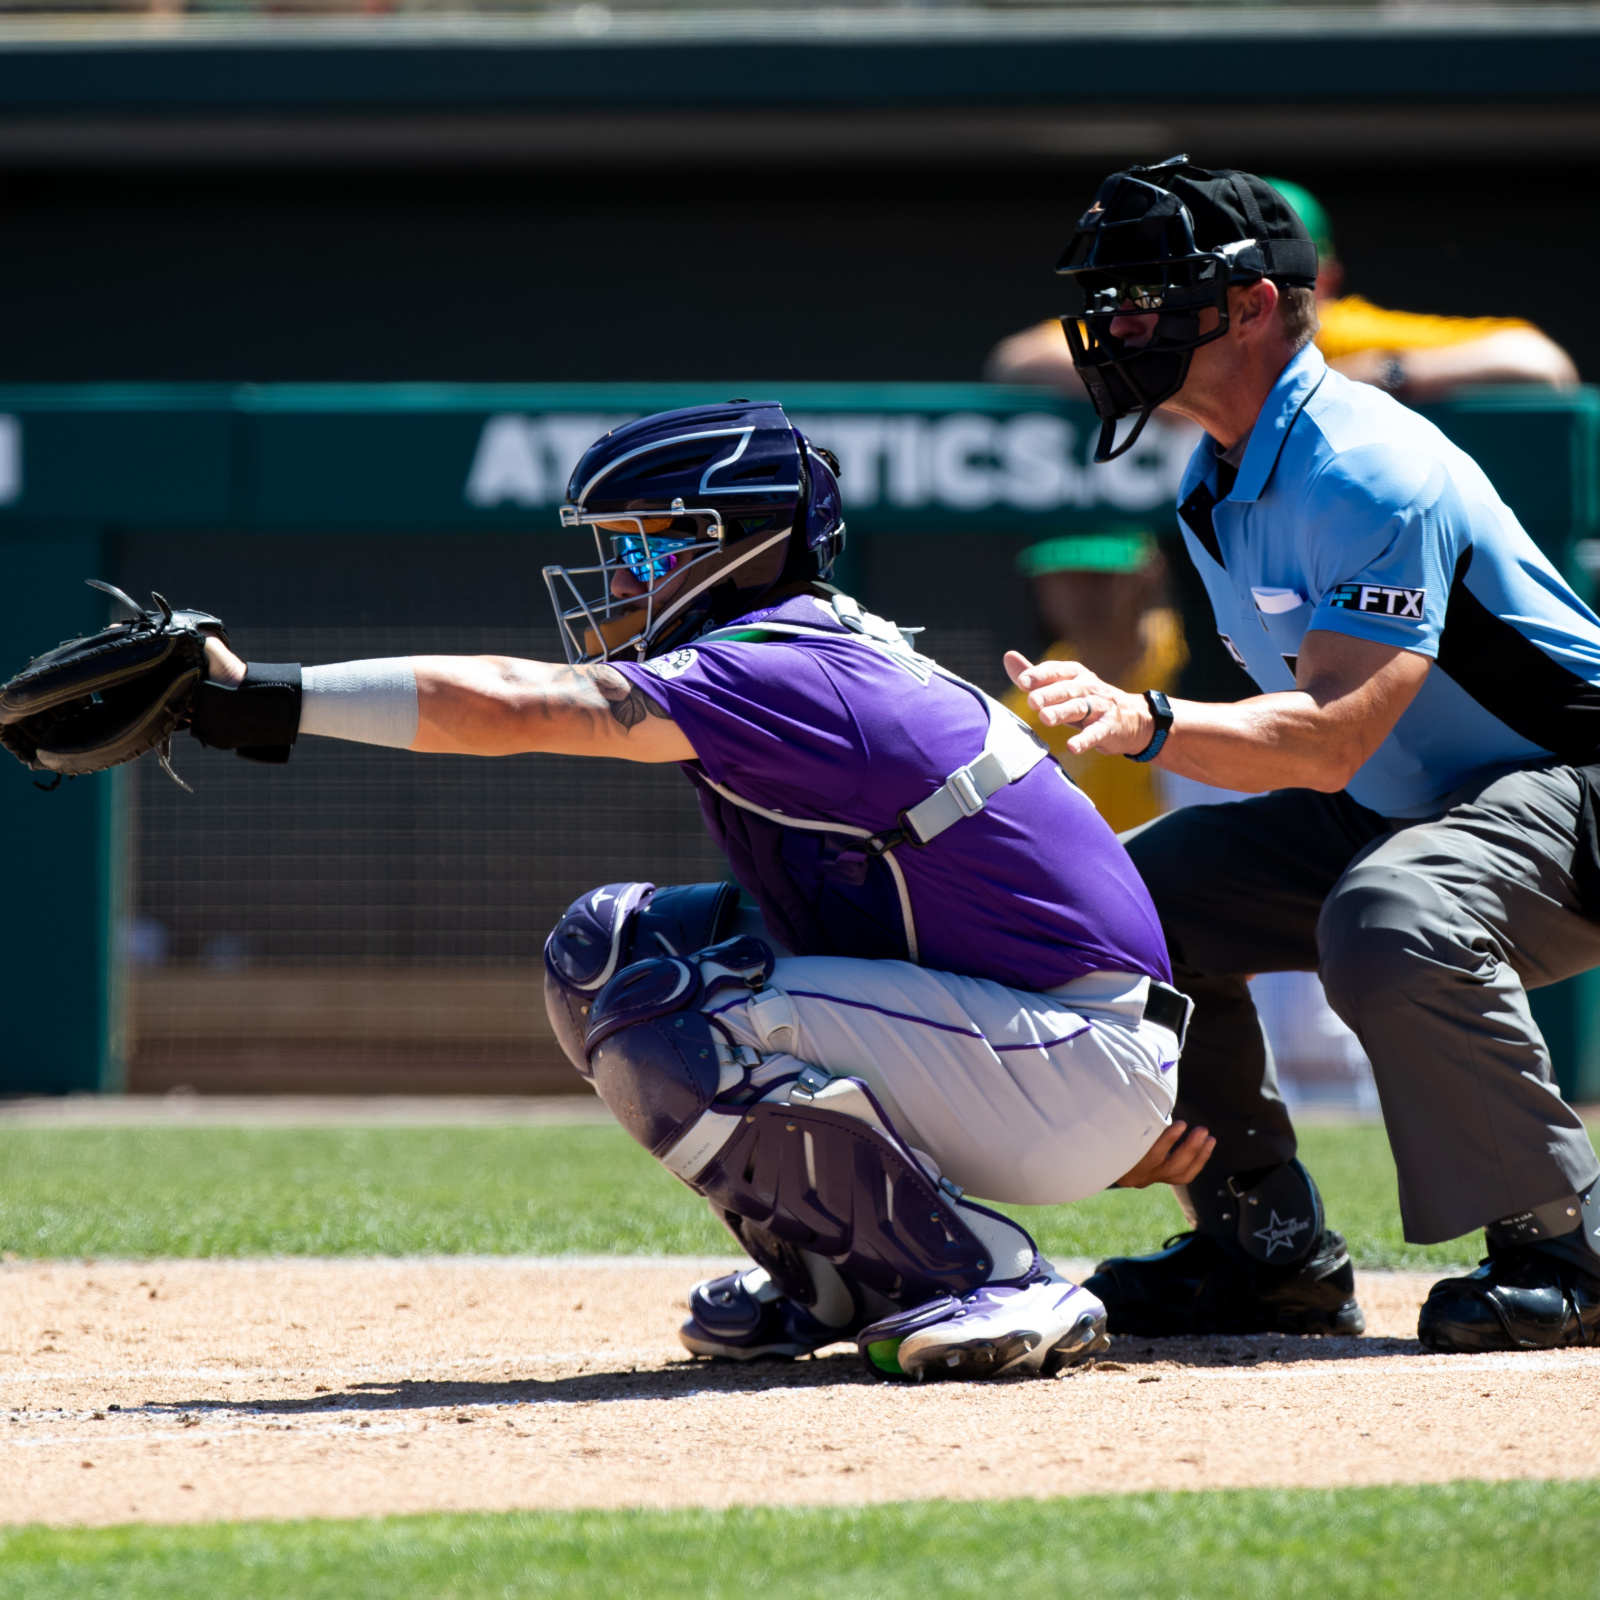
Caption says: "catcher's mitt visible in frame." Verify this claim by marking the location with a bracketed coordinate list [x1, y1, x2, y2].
[0, 580, 228, 788]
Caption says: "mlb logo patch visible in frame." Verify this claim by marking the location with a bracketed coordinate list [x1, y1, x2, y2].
[1327, 583, 1425, 619]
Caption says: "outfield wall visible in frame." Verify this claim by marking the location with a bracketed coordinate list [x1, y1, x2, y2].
[0, 381, 1594, 1099]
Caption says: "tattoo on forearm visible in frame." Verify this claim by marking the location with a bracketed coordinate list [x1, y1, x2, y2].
[587, 666, 673, 731]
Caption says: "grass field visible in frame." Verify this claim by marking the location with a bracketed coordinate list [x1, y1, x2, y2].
[2, 1483, 1597, 1600]
[0, 1119, 1550, 1270]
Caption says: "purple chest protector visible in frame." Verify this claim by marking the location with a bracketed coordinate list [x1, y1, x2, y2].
[687, 770, 910, 962]
[679, 592, 1048, 967]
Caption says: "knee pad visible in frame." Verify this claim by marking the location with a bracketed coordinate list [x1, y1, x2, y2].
[1188, 1157, 1325, 1267]
[581, 935, 773, 1156]
[543, 880, 739, 1073]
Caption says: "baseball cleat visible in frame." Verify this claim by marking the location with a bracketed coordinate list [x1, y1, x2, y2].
[678, 1268, 863, 1361]
[1085, 1228, 1365, 1338]
[1418, 1246, 1600, 1352]
[856, 1270, 1109, 1382]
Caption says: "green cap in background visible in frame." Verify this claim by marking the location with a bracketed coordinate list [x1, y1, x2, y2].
[1016, 531, 1159, 578]
[1263, 178, 1336, 266]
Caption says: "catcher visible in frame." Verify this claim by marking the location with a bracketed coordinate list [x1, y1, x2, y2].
[0, 401, 1219, 1381]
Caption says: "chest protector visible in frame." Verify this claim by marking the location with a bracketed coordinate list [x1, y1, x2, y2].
[687, 592, 1049, 965]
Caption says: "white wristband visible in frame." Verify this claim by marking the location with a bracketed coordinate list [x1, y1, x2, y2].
[300, 659, 419, 749]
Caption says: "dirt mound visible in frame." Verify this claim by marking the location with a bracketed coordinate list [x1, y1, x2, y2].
[2, 1259, 1596, 1526]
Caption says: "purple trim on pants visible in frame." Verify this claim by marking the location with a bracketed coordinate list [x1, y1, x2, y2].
[992, 1025, 1093, 1053]
[707, 988, 983, 1041]
[710, 988, 1097, 1055]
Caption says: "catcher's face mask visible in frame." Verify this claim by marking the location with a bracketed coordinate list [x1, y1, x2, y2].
[546, 501, 730, 664]
[544, 402, 845, 665]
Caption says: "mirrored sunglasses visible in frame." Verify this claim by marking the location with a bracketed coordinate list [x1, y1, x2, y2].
[615, 532, 700, 583]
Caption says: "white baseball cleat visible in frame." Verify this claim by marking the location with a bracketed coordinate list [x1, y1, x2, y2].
[856, 1268, 1109, 1382]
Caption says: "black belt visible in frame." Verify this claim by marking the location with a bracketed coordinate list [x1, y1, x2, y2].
[1144, 981, 1192, 1048]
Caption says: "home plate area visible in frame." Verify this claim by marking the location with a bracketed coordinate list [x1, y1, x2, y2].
[3, 1258, 1598, 1526]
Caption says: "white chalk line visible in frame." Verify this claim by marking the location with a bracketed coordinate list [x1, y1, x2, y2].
[0, 1349, 679, 1384]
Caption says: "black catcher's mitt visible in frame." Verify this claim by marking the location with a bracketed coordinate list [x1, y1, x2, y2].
[0, 580, 228, 787]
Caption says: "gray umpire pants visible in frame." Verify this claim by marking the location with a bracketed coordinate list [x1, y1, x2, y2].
[1123, 763, 1600, 1245]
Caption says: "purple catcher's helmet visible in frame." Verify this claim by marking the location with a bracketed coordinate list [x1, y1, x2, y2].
[544, 400, 845, 664]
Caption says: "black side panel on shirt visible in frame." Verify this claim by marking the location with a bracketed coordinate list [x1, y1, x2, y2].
[1435, 545, 1600, 764]
[683, 766, 910, 962]
[1178, 483, 1224, 568]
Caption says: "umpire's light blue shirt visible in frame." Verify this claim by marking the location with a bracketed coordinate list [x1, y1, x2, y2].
[1175, 343, 1600, 818]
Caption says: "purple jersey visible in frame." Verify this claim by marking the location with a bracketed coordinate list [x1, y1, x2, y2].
[612, 593, 1170, 991]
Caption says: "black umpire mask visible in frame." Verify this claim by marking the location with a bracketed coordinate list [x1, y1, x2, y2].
[1056, 155, 1319, 462]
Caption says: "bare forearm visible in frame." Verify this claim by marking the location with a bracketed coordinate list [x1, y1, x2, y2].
[411, 656, 691, 760]
[203, 636, 694, 762]
[982, 321, 1089, 396]
[1332, 329, 1578, 402]
[1154, 693, 1361, 792]
[1005, 633, 1430, 796]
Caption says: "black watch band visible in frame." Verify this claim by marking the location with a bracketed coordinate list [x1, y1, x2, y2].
[1127, 689, 1173, 764]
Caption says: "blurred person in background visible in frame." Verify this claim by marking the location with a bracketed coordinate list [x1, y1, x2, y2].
[1003, 527, 1186, 834]
[986, 176, 1578, 400]
[1268, 177, 1577, 401]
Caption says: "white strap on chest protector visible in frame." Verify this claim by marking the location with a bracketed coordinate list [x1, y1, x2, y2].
[897, 697, 1048, 847]
[692, 594, 1050, 962]
[825, 594, 1050, 845]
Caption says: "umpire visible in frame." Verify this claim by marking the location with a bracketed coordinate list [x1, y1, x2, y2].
[1008, 155, 1600, 1352]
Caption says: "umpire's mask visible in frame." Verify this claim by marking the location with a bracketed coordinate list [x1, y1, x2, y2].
[1056, 155, 1319, 463]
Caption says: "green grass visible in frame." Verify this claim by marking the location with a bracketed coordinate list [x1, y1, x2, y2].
[2, 1484, 1597, 1599]
[0, 1119, 1570, 1269]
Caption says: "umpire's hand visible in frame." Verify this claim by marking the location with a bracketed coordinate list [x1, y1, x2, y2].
[1004, 651, 1154, 758]
[1115, 1120, 1216, 1189]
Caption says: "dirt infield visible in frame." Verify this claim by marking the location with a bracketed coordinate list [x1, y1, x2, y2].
[3, 1257, 1597, 1527]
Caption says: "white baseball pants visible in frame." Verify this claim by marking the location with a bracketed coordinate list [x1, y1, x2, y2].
[704, 957, 1180, 1207]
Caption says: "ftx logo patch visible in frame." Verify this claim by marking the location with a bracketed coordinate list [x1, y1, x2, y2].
[1328, 582, 1425, 619]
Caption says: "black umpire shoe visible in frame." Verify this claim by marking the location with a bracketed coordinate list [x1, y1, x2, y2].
[1084, 1228, 1366, 1338]
[1418, 1245, 1600, 1352]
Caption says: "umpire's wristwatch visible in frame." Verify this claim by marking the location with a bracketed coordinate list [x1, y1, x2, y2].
[1127, 689, 1174, 764]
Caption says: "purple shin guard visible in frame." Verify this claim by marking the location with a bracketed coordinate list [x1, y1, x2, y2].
[692, 1087, 995, 1310]
[562, 914, 1016, 1328]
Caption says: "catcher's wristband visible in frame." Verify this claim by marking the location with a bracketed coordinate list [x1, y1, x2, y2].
[188, 663, 302, 765]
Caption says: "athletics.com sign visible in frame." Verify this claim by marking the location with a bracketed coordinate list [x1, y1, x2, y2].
[464, 410, 1197, 515]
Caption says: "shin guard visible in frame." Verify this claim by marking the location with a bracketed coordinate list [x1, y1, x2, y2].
[1189, 1158, 1325, 1267]
[581, 941, 1005, 1308]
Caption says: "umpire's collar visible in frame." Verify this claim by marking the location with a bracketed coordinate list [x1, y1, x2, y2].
[1224, 341, 1328, 504]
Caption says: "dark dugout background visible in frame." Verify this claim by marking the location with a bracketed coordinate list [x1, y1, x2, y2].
[0, 164, 1590, 386]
